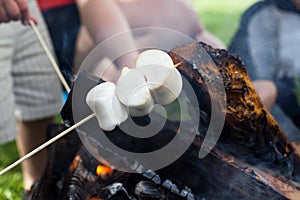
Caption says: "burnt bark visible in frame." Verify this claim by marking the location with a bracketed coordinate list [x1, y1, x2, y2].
[170, 42, 300, 172]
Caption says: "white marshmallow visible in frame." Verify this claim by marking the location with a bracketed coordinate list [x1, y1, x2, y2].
[116, 68, 154, 117]
[86, 82, 129, 131]
[135, 49, 183, 105]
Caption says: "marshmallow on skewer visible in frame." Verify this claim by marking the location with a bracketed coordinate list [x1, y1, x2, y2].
[135, 49, 183, 105]
[116, 67, 154, 117]
[86, 82, 128, 131]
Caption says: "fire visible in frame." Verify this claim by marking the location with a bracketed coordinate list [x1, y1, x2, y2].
[96, 165, 112, 177]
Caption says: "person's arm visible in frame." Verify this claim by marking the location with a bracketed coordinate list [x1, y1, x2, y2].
[253, 80, 277, 110]
[255, 77, 300, 128]
[76, 0, 138, 69]
[0, 0, 37, 24]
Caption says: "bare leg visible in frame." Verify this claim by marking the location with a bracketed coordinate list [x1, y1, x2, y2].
[16, 117, 56, 191]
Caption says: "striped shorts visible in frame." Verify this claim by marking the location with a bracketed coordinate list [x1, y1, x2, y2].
[0, 0, 63, 144]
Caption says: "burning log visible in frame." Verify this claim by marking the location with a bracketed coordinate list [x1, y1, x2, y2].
[33, 42, 300, 199]
[170, 42, 294, 163]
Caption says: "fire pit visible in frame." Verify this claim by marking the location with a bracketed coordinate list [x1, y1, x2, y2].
[32, 42, 300, 200]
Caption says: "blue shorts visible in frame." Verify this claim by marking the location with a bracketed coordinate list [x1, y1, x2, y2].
[43, 4, 80, 84]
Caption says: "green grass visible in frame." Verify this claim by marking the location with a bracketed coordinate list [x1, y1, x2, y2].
[0, 1, 258, 199]
[0, 141, 23, 200]
[192, 0, 259, 46]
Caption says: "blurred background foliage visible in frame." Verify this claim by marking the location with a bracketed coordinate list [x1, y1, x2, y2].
[193, 0, 258, 46]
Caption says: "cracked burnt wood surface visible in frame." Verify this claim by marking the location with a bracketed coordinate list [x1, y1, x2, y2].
[33, 42, 300, 199]
[170, 42, 300, 173]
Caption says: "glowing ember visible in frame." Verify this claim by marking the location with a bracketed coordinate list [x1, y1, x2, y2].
[96, 165, 112, 177]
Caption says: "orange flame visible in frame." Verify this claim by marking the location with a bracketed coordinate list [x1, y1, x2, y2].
[96, 165, 112, 177]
